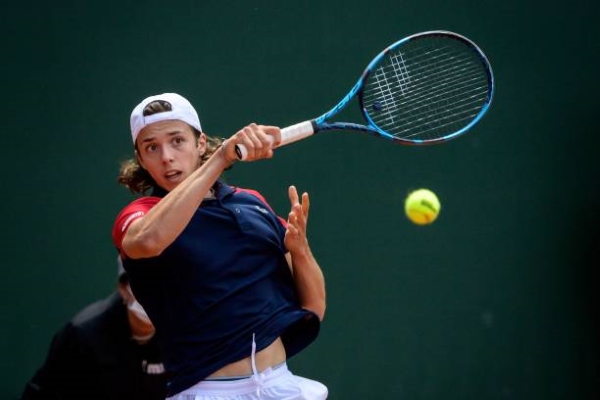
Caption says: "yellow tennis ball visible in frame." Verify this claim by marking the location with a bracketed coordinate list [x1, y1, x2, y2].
[404, 189, 441, 225]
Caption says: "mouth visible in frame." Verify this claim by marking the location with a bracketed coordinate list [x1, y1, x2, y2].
[164, 170, 182, 182]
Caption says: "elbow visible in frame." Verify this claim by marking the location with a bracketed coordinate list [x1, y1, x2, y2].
[136, 241, 165, 258]
[316, 304, 326, 322]
[305, 299, 326, 322]
[123, 233, 166, 259]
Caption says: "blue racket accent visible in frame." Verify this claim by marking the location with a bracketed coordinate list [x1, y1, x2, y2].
[235, 30, 494, 159]
[314, 30, 494, 145]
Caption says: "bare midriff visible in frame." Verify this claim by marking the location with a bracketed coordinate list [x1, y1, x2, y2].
[207, 337, 286, 378]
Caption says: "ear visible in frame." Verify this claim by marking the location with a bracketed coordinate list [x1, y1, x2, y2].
[197, 133, 207, 156]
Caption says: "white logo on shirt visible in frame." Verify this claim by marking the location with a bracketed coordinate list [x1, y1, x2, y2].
[254, 205, 268, 214]
[122, 211, 145, 232]
[142, 360, 165, 375]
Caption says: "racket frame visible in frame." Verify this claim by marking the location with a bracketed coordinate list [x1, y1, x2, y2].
[235, 30, 494, 159]
[314, 30, 495, 145]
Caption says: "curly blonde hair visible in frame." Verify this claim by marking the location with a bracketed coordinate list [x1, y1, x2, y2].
[117, 100, 225, 194]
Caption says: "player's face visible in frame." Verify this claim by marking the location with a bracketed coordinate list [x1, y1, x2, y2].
[136, 120, 206, 192]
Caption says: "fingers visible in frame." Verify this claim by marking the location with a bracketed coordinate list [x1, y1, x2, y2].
[263, 125, 282, 148]
[285, 186, 311, 252]
[288, 186, 309, 218]
[287, 186, 310, 232]
[232, 123, 280, 160]
[288, 185, 299, 206]
[286, 206, 303, 243]
[301, 191, 310, 218]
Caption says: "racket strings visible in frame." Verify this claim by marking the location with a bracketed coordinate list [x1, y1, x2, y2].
[370, 68, 487, 137]
[389, 55, 488, 104]
[373, 73, 489, 136]
[371, 47, 479, 102]
[362, 37, 491, 141]
[371, 55, 487, 127]
[380, 46, 487, 100]
[367, 65, 488, 131]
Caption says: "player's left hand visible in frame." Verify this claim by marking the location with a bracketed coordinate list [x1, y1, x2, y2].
[284, 185, 310, 255]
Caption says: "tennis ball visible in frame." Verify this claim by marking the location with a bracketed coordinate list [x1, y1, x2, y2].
[404, 188, 441, 225]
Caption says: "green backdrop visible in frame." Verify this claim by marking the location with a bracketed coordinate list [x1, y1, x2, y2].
[2, 0, 598, 398]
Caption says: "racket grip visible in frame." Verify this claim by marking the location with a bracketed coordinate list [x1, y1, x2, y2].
[235, 120, 314, 160]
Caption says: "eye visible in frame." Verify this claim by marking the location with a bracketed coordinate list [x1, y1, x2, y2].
[145, 144, 158, 153]
[173, 136, 185, 146]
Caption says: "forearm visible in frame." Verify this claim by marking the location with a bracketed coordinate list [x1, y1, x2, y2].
[289, 247, 326, 321]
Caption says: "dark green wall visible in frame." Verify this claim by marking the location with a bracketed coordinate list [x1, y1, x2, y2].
[2, 1, 598, 398]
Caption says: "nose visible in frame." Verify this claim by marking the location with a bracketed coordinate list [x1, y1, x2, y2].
[161, 147, 174, 163]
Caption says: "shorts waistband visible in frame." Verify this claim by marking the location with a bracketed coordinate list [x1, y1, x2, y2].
[204, 362, 286, 381]
[172, 362, 290, 396]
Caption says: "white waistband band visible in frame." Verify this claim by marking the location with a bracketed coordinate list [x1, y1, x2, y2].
[173, 362, 291, 396]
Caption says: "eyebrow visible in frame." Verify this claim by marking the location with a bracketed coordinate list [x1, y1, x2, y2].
[140, 130, 184, 144]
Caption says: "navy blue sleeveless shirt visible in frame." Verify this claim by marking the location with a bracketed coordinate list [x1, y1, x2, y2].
[113, 181, 320, 396]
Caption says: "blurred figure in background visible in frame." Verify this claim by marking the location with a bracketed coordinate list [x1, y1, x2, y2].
[20, 257, 167, 400]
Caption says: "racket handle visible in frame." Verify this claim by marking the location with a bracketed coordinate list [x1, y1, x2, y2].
[235, 120, 314, 160]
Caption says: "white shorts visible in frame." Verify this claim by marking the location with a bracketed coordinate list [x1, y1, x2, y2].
[166, 363, 328, 400]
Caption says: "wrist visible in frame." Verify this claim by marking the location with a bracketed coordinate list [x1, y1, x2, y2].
[288, 245, 313, 261]
[218, 139, 237, 166]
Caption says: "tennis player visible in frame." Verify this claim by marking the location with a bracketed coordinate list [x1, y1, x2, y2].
[112, 93, 328, 399]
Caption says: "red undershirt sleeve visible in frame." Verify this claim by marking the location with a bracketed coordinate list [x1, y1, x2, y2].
[112, 197, 161, 253]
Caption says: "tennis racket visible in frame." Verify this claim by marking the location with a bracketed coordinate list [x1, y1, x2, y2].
[235, 30, 494, 160]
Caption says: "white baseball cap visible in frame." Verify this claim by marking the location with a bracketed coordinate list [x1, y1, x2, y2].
[129, 93, 202, 143]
